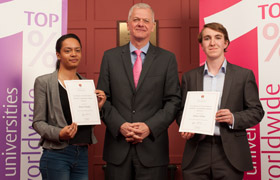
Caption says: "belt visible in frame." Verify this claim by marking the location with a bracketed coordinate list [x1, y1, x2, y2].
[202, 135, 222, 144]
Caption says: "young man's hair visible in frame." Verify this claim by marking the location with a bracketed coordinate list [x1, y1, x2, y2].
[198, 22, 230, 52]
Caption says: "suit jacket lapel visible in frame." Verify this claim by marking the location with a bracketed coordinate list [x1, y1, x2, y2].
[221, 63, 233, 109]
[197, 66, 204, 91]
[50, 71, 67, 127]
[121, 44, 135, 91]
[136, 44, 156, 90]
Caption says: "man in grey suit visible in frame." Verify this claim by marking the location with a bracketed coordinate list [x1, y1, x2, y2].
[97, 3, 181, 180]
[177, 22, 264, 179]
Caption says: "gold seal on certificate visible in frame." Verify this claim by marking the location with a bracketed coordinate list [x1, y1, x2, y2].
[64, 80, 101, 125]
[179, 91, 220, 135]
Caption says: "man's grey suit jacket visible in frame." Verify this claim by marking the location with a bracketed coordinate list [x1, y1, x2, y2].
[177, 62, 264, 172]
[97, 43, 181, 167]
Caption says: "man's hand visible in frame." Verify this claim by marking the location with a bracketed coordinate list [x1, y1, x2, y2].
[129, 122, 150, 144]
[122, 122, 151, 144]
[120, 122, 135, 139]
[180, 132, 195, 140]
[216, 109, 233, 125]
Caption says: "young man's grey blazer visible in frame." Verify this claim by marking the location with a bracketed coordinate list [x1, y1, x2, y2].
[177, 62, 264, 172]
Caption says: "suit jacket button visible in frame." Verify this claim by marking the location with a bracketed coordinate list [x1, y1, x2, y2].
[132, 110, 136, 114]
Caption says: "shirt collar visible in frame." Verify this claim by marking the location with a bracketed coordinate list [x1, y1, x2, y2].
[129, 42, 150, 54]
[204, 59, 227, 75]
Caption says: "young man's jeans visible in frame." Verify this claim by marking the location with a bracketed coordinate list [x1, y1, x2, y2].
[40, 145, 88, 180]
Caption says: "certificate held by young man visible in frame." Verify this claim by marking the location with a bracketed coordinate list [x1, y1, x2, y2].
[179, 91, 220, 135]
[64, 80, 101, 125]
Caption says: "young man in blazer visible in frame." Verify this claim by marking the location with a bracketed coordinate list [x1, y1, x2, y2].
[177, 22, 264, 179]
[97, 3, 181, 180]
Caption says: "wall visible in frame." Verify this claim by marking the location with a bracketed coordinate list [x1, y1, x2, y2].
[67, 0, 199, 179]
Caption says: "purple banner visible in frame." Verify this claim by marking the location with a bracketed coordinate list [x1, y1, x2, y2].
[0, 32, 22, 179]
[0, 0, 13, 4]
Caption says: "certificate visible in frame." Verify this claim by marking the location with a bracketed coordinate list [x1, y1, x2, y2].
[64, 80, 101, 125]
[179, 91, 220, 135]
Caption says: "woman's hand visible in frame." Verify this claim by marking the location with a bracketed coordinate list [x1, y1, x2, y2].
[59, 123, 78, 141]
[95, 89, 106, 110]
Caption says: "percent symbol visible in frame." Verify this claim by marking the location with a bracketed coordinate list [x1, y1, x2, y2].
[263, 23, 280, 62]
[28, 31, 57, 67]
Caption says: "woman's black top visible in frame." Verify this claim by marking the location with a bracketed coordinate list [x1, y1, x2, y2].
[59, 82, 92, 144]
